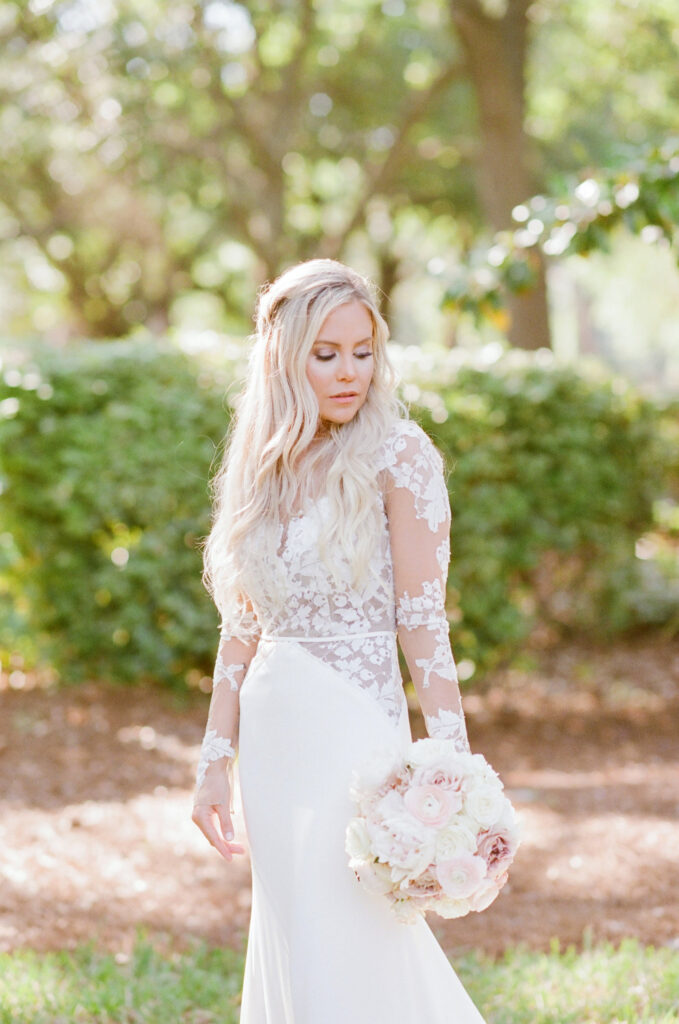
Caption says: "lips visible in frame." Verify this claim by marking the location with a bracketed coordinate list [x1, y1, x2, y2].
[331, 392, 358, 398]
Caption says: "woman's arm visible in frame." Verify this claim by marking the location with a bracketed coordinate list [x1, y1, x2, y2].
[192, 619, 259, 860]
[383, 422, 470, 753]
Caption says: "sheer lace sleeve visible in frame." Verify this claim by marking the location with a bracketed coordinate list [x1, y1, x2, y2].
[193, 609, 260, 809]
[382, 421, 470, 753]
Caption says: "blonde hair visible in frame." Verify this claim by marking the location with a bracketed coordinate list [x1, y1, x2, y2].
[201, 258, 403, 638]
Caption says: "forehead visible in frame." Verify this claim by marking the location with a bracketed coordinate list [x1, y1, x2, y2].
[315, 300, 373, 341]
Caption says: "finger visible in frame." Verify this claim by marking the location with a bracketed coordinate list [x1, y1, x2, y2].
[193, 806, 245, 860]
[216, 804, 235, 843]
[192, 805, 231, 858]
[215, 806, 246, 857]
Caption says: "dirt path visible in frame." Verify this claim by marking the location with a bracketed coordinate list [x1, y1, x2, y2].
[1, 637, 678, 958]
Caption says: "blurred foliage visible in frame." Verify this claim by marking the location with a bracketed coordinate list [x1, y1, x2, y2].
[0, 340, 231, 687]
[1, 0, 679, 340]
[1, 340, 677, 687]
[443, 140, 679, 326]
[399, 346, 678, 673]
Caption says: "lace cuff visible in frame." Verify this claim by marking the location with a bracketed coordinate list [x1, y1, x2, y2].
[196, 729, 235, 790]
[425, 707, 470, 753]
[193, 619, 259, 808]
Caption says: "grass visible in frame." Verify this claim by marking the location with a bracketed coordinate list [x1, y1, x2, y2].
[0, 936, 677, 1023]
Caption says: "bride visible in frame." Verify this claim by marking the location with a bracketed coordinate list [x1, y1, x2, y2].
[192, 259, 486, 1023]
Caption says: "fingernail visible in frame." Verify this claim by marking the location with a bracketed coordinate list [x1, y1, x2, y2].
[226, 831, 234, 841]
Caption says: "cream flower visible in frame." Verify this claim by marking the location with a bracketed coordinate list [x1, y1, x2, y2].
[435, 896, 472, 919]
[464, 784, 506, 829]
[435, 819, 478, 859]
[351, 860, 393, 896]
[368, 813, 436, 883]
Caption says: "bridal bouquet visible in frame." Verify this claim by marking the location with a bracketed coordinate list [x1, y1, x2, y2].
[345, 739, 520, 923]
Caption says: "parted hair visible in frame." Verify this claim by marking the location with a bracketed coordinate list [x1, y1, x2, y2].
[201, 258, 403, 638]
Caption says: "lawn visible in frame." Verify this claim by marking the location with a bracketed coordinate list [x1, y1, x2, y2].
[1, 936, 677, 1024]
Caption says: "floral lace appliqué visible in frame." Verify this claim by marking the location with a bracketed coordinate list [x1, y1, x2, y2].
[296, 633, 405, 724]
[436, 536, 450, 574]
[424, 708, 470, 753]
[196, 729, 235, 789]
[213, 655, 246, 692]
[415, 620, 459, 689]
[396, 579, 446, 630]
[376, 421, 449, 533]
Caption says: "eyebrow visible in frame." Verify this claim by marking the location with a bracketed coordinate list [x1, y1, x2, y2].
[312, 337, 373, 346]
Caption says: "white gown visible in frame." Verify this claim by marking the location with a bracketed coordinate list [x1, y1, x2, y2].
[194, 419, 486, 1024]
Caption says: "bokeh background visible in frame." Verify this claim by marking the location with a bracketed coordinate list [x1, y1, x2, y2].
[1, 2, 679, 1022]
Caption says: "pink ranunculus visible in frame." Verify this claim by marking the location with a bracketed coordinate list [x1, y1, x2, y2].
[412, 764, 465, 793]
[436, 853, 487, 900]
[476, 828, 518, 879]
[404, 784, 461, 827]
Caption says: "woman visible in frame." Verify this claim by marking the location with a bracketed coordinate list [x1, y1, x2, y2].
[192, 259, 486, 1023]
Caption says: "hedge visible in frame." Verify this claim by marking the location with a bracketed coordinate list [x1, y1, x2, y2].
[0, 340, 228, 687]
[0, 339, 675, 687]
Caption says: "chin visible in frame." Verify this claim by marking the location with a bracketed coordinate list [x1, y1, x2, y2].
[323, 408, 362, 426]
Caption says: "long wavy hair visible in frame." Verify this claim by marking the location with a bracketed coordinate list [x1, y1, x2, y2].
[201, 258, 404, 638]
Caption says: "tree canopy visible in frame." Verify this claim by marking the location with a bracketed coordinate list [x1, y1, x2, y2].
[1, 0, 678, 345]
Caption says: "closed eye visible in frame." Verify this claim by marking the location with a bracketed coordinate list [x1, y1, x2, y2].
[314, 350, 373, 362]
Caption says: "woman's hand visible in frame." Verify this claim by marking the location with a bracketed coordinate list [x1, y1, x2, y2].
[192, 802, 246, 861]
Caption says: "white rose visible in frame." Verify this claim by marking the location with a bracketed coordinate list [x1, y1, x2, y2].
[435, 895, 471, 919]
[407, 738, 460, 772]
[464, 784, 506, 828]
[465, 753, 501, 788]
[435, 820, 478, 860]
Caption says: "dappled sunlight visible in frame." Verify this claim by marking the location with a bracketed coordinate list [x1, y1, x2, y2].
[1, 636, 678, 957]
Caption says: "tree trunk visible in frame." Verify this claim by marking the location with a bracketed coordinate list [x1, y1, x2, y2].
[450, 0, 551, 350]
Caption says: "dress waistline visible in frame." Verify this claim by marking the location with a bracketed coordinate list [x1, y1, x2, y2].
[260, 630, 396, 643]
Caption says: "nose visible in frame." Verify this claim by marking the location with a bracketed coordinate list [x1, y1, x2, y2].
[337, 353, 356, 380]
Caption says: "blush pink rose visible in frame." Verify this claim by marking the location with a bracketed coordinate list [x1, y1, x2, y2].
[436, 853, 487, 899]
[404, 785, 461, 827]
[402, 868, 441, 903]
[476, 828, 518, 879]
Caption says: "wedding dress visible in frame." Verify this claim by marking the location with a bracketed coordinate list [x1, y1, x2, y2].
[194, 419, 486, 1024]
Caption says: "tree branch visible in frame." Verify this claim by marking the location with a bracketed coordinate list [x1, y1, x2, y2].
[322, 61, 468, 258]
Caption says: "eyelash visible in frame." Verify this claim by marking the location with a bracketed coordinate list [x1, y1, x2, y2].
[314, 351, 373, 362]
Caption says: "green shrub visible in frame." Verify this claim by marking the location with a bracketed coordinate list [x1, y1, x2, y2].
[0, 339, 230, 686]
[0, 340, 674, 686]
[409, 350, 672, 673]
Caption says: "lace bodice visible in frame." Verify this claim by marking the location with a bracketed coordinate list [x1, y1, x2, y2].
[194, 419, 471, 807]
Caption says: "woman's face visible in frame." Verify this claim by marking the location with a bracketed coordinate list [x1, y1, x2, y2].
[305, 300, 375, 426]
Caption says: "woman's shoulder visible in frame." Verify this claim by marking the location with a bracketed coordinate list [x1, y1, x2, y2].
[375, 417, 443, 475]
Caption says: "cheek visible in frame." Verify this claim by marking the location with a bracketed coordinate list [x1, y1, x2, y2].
[305, 358, 327, 400]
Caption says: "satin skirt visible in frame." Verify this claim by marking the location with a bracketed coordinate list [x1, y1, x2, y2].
[236, 639, 486, 1024]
